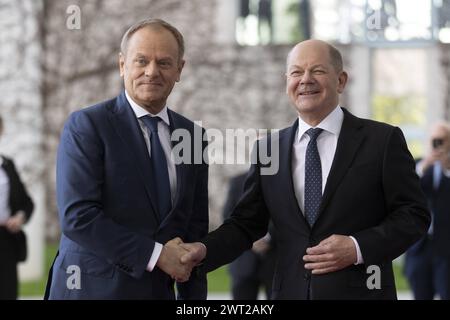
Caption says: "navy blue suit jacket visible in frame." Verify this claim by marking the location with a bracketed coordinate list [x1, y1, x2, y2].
[203, 109, 430, 299]
[46, 92, 208, 299]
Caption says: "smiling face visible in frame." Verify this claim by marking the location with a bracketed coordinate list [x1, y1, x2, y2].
[286, 40, 347, 126]
[119, 26, 184, 114]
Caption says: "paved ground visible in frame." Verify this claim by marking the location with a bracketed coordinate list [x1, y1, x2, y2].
[22, 291, 414, 300]
[207, 291, 414, 300]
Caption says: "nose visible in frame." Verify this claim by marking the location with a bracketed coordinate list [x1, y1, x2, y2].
[144, 61, 159, 77]
[300, 70, 314, 85]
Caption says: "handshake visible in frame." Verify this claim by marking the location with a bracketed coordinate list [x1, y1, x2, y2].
[155, 237, 207, 282]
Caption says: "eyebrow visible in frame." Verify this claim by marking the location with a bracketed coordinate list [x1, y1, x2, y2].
[133, 53, 175, 61]
[289, 64, 328, 70]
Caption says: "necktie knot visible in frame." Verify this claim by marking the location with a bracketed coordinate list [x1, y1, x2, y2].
[306, 128, 323, 141]
[142, 115, 160, 133]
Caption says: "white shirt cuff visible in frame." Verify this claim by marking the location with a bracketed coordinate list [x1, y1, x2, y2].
[416, 160, 425, 177]
[146, 242, 163, 272]
[262, 232, 271, 242]
[443, 168, 450, 177]
[349, 236, 364, 265]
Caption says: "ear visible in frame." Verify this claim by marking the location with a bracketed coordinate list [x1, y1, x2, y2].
[176, 59, 185, 82]
[337, 71, 348, 94]
[119, 53, 125, 77]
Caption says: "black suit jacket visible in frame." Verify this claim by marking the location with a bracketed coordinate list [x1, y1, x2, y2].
[0, 156, 34, 261]
[1, 156, 33, 221]
[223, 173, 276, 280]
[203, 108, 430, 299]
[407, 164, 450, 257]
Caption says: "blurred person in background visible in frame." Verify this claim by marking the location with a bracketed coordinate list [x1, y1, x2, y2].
[404, 121, 450, 300]
[0, 114, 34, 299]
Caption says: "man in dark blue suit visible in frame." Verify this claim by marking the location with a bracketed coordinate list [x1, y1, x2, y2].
[405, 121, 450, 300]
[180, 39, 430, 299]
[45, 19, 208, 300]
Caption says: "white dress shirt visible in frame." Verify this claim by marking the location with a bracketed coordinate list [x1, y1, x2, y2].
[292, 106, 363, 264]
[125, 91, 176, 272]
[0, 157, 11, 225]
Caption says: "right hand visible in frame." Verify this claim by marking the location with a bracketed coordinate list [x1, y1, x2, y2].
[180, 242, 207, 267]
[156, 237, 193, 282]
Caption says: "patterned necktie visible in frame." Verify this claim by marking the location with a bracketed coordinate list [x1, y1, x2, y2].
[304, 128, 323, 227]
[141, 115, 172, 220]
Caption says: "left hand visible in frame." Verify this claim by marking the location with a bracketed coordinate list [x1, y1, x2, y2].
[252, 238, 270, 255]
[303, 234, 357, 275]
[5, 212, 25, 233]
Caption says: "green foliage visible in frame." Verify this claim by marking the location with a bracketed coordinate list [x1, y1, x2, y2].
[372, 94, 425, 127]
[207, 265, 231, 293]
[372, 94, 426, 158]
[19, 243, 58, 298]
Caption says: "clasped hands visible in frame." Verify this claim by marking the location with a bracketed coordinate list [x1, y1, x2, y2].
[155, 237, 206, 282]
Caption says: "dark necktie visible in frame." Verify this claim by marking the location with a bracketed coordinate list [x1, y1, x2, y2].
[141, 115, 172, 220]
[304, 128, 323, 227]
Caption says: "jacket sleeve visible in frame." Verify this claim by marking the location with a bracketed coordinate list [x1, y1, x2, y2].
[7, 158, 34, 221]
[57, 111, 154, 279]
[354, 127, 431, 265]
[177, 130, 209, 300]
[202, 141, 270, 273]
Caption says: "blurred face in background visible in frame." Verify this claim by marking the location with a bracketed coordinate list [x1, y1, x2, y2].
[119, 26, 184, 114]
[286, 40, 347, 126]
[430, 123, 450, 158]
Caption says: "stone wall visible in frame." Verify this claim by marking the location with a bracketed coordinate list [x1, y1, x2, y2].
[4, 0, 428, 249]
[40, 0, 306, 233]
[2, 0, 358, 244]
[0, 0, 45, 280]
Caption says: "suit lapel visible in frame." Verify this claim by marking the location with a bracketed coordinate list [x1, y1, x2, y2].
[318, 109, 365, 217]
[107, 92, 160, 223]
[277, 120, 310, 226]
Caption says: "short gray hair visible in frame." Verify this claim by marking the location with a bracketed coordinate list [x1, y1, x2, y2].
[120, 18, 185, 62]
[286, 42, 343, 72]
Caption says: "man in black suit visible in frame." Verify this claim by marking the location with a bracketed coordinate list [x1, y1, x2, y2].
[0, 115, 34, 299]
[180, 39, 430, 299]
[404, 121, 450, 300]
[223, 172, 276, 299]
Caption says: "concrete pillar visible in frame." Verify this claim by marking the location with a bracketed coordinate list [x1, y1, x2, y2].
[0, 0, 45, 281]
[215, 0, 238, 44]
[348, 45, 372, 118]
[426, 45, 447, 133]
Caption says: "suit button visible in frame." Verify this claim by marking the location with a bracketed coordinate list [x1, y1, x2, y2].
[304, 272, 311, 281]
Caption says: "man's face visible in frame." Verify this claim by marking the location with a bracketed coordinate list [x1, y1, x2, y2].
[119, 26, 184, 112]
[286, 41, 347, 123]
[431, 125, 450, 153]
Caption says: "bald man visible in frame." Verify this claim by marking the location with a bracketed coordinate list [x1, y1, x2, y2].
[405, 122, 450, 300]
[180, 39, 430, 299]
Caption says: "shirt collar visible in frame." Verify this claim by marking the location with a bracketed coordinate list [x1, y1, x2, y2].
[125, 90, 170, 126]
[297, 105, 344, 142]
